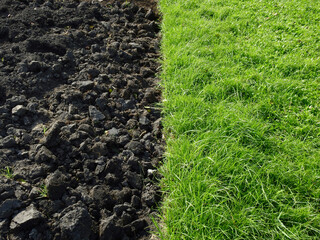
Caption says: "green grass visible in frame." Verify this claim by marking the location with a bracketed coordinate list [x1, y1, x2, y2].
[1, 166, 14, 179]
[158, 0, 320, 239]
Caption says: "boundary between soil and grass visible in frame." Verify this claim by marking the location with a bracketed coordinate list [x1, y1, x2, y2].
[157, 0, 320, 239]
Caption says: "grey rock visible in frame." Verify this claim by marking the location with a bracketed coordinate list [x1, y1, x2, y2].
[139, 115, 150, 126]
[0, 199, 21, 219]
[10, 205, 44, 231]
[122, 99, 136, 110]
[60, 206, 91, 240]
[95, 162, 105, 176]
[45, 170, 66, 200]
[107, 127, 119, 136]
[89, 105, 105, 122]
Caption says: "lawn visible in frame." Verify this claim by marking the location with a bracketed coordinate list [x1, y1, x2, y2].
[158, 0, 320, 239]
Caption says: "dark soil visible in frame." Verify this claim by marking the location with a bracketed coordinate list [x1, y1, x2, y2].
[0, 0, 163, 239]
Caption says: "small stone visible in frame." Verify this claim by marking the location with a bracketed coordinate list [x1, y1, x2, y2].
[139, 115, 150, 125]
[147, 169, 157, 177]
[107, 127, 119, 136]
[89, 105, 105, 122]
[10, 205, 44, 231]
[45, 170, 66, 200]
[12, 105, 27, 116]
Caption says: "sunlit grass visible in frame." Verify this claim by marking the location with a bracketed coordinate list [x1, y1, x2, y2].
[158, 0, 320, 239]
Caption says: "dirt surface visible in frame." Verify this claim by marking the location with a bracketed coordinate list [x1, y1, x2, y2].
[99, 0, 159, 16]
[0, 0, 163, 239]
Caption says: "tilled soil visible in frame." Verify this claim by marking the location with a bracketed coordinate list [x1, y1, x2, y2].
[0, 0, 163, 239]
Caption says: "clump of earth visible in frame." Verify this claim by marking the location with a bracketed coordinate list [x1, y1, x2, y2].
[0, 0, 163, 239]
